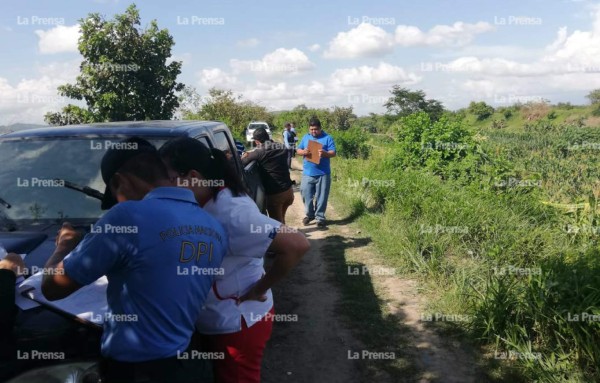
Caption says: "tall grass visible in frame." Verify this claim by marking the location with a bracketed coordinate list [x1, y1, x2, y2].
[329, 115, 600, 381]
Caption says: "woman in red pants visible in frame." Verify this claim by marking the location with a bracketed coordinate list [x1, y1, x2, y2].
[160, 137, 310, 383]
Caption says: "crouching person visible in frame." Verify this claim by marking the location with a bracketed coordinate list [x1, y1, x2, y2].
[41, 137, 227, 383]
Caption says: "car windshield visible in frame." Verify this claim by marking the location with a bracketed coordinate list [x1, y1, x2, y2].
[248, 124, 268, 130]
[0, 136, 170, 226]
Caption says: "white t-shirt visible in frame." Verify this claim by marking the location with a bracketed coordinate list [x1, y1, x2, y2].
[196, 188, 281, 334]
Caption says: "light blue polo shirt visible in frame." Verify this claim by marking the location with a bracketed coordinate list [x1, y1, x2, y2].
[297, 131, 336, 177]
[63, 187, 227, 362]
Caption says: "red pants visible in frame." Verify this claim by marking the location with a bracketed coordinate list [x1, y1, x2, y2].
[201, 308, 274, 383]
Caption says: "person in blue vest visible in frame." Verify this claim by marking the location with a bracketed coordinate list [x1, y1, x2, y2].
[41, 137, 227, 383]
[296, 118, 336, 228]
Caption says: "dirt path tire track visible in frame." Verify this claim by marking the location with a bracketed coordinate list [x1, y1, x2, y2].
[261, 165, 369, 383]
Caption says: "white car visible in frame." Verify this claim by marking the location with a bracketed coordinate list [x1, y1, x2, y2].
[245, 121, 272, 144]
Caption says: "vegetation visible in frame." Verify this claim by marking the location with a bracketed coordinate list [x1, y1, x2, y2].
[45, 4, 183, 125]
[327, 92, 600, 382]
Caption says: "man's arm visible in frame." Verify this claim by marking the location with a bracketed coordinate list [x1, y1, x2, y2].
[41, 223, 83, 301]
[241, 148, 262, 166]
[238, 227, 309, 303]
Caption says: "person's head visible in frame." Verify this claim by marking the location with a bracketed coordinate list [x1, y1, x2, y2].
[252, 127, 270, 146]
[285, 123, 291, 131]
[159, 137, 247, 206]
[308, 118, 322, 137]
[101, 137, 169, 210]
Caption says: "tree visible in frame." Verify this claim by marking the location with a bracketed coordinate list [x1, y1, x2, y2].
[586, 89, 600, 105]
[384, 86, 445, 121]
[181, 88, 271, 139]
[45, 4, 184, 125]
[468, 101, 495, 121]
[329, 106, 356, 131]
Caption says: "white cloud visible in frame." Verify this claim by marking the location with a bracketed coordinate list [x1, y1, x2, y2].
[230, 48, 314, 78]
[324, 21, 494, 59]
[324, 23, 395, 59]
[0, 60, 81, 125]
[237, 38, 260, 48]
[198, 68, 238, 88]
[35, 24, 80, 54]
[331, 62, 421, 87]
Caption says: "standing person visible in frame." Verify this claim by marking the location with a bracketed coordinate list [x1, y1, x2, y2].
[159, 137, 310, 383]
[242, 128, 294, 224]
[296, 118, 336, 228]
[282, 123, 296, 170]
[41, 137, 227, 383]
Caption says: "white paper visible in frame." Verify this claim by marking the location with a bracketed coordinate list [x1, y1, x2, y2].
[18, 271, 108, 325]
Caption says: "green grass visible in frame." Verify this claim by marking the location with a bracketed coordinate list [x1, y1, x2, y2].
[327, 111, 600, 382]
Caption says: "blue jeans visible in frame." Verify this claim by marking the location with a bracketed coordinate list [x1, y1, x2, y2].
[301, 174, 331, 222]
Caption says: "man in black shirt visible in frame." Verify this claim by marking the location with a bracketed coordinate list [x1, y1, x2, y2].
[242, 128, 294, 223]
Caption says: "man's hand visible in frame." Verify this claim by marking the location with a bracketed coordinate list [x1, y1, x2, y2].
[0, 253, 26, 276]
[296, 148, 307, 156]
[236, 282, 268, 305]
[55, 222, 83, 253]
[318, 149, 326, 158]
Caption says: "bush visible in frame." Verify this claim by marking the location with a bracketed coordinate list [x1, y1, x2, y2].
[468, 101, 495, 121]
[389, 112, 487, 181]
[330, 128, 371, 159]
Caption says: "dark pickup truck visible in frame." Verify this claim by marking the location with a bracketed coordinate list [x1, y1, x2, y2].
[0, 121, 266, 382]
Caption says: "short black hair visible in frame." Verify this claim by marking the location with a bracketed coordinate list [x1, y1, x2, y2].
[252, 128, 270, 143]
[309, 117, 321, 128]
[118, 152, 169, 184]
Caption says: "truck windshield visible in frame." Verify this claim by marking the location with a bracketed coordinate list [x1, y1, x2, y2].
[0, 136, 170, 225]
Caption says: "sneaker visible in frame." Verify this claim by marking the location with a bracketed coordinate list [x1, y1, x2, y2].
[302, 217, 314, 226]
[316, 221, 327, 228]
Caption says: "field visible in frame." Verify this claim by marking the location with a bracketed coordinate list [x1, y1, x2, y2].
[326, 105, 600, 382]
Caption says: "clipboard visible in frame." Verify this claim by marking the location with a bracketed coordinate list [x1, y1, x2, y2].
[306, 140, 323, 164]
[18, 271, 108, 329]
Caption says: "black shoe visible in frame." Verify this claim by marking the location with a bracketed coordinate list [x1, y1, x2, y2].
[316, 221, 327, 228]
[302, 217, 314, 226]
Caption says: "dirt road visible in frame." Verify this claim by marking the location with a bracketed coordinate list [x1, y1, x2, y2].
[262, 161, 479, 383]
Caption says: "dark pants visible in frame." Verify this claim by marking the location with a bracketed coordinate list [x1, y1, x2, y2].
[99, 340, 212, 383]
[286, 148, 294, 169]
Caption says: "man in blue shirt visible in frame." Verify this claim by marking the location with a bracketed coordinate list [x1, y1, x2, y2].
[41, 137, 227, 383]
[296, 118, 337, 228]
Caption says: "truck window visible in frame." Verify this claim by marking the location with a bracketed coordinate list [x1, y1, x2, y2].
[213, 130, 239, 167]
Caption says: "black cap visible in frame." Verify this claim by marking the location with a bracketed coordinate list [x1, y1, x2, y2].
[252, 128, 270, 142]
[100, 137, 157, 210]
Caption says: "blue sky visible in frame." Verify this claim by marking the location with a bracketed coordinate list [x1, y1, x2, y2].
[1, 0, 600, 124]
